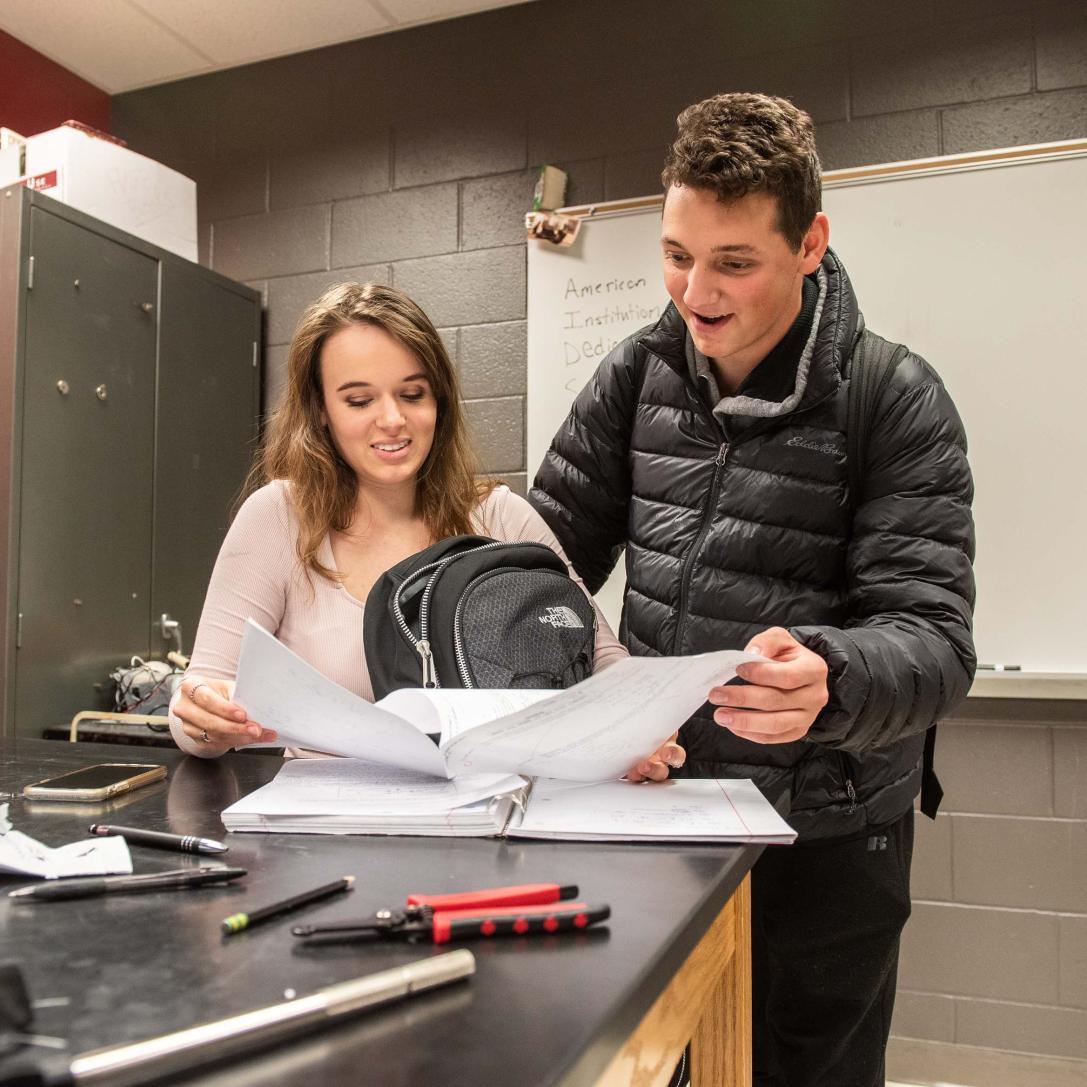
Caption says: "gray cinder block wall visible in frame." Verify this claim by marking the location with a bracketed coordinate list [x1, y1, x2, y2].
[112, 0, 1087, 1076]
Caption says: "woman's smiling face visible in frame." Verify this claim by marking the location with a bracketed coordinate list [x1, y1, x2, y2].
[318, 321, 438, 495]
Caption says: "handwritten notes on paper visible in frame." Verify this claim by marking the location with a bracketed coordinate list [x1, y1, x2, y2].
[233, 620, 762, 783]
[441, 651, 761, 781]
[512, 778, 795, 843]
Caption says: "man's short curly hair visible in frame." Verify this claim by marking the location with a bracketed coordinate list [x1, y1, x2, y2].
[661, 92, 821, 251]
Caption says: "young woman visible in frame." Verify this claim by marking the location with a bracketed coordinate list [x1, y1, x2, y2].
[169, 282, 681, 780]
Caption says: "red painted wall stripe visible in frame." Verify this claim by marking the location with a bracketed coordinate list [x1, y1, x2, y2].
[0, 30, 110, 137]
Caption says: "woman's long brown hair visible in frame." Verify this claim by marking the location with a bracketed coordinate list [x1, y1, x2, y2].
[246, 282, 492, 581]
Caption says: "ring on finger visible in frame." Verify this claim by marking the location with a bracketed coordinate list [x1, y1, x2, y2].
[189, 682, 209, 703]
[200, 728, 210, 744]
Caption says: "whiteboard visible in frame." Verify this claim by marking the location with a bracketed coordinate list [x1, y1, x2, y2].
[527, 142, 1087, 676]
[526, 202, 665, 626]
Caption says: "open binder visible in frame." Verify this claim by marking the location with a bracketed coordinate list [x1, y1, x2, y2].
[220, 757, 796, 843]
[221, 621, 796, 842]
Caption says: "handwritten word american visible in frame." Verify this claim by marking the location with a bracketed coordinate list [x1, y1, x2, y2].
[564, 276, 648, 299]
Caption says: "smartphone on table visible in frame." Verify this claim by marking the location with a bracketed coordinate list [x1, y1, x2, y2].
[22, 764, 167, 801]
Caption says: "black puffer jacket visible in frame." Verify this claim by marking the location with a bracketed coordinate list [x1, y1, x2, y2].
[530, 249, 976, 841]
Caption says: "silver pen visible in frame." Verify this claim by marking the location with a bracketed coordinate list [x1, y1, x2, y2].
[66, 950, 476, 1086]
[89, 823, 228, 855]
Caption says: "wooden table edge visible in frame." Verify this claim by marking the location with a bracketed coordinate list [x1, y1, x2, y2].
[595, 872, 752, 1087]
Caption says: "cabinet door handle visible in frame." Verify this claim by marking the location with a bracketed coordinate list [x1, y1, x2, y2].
[160, 613, 184, 656]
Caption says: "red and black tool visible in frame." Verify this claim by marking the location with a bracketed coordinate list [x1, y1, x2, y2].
[405, 882, 578, 910]
[292, 882, 608, 945]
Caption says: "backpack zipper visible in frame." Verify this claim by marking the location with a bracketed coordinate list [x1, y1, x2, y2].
[415, 639, 436, 688]
[392, 557, 449, 686]
[672, 441, 729, 654]
[393, 541, 511, 688]
[392, 558, 447, 638]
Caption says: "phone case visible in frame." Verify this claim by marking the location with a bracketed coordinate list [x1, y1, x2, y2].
[22, 764, 167, 802]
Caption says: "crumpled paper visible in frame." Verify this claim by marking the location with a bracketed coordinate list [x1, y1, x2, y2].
[0, 803, 132, 879]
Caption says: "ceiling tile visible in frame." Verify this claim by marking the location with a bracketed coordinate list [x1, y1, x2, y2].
[0, 0, 211, 93]
[129, 0, 392, 66]
[0, 0, 538, 94]
[372, 0, 535, 26]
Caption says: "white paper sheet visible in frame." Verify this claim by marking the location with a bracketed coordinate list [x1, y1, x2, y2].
[221, 758, 526, 836]
[224, 757, 522, 816]
[233, 620, 762, 783]
[443, 650, 762, 782]
[0, 803, 133, 878]
[511, 778, 796, 843]
[233, 622, 449, 776]
[378, 687, 555, 744]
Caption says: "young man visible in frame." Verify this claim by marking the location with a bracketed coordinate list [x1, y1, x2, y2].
[530, 93, 976, 1087]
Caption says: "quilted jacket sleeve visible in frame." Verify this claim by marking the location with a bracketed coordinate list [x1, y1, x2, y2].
[793, 353, 977, 751]
[529, 340, 642, 595]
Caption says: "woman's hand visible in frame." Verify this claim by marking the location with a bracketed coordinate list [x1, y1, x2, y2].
[626, 733, 686, 783]
[174, 676, 277, 752]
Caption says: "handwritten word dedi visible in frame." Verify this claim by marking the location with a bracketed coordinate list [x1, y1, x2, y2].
[564, 335, 630, 366]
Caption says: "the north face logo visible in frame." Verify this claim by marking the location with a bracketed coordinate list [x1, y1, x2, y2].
[538, 606, 585, 629]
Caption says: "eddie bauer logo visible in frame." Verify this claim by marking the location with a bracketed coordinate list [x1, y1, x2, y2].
[786, 435, 842, 456]
[538, 606, 585, 629]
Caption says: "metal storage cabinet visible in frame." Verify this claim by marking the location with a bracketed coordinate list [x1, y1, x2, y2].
[0, 186, 261, 737]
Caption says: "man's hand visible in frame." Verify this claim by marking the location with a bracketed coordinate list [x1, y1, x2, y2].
[708, 627, 829, 744]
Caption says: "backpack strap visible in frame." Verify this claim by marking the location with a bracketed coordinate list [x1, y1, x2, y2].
[847, 329, 944, 820]
[846, 328, 903, 509]
[919, 727, 944, 820]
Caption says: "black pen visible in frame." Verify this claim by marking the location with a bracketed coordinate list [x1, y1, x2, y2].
[89, 823, 228, 855]
[8, 866, 247, 901]
[222, 875, 355, 935]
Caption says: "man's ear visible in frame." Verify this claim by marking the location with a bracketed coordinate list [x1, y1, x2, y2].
[800, 212, 830, 274]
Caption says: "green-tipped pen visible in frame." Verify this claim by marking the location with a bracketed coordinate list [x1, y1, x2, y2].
[221, 875, 355, 936]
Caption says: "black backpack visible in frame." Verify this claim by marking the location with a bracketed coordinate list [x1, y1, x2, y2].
[364, 535, 596, 698]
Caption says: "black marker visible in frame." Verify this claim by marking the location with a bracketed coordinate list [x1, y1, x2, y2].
[9, 867, 246, 901]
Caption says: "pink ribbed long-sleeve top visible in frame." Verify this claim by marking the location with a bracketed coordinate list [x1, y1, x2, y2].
[170, 481, 626, 757]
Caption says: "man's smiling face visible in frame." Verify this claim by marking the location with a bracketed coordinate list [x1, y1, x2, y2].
[661, 184, 827, 388]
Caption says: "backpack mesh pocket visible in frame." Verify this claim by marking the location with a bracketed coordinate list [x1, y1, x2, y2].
[457, 569, 594, 688]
